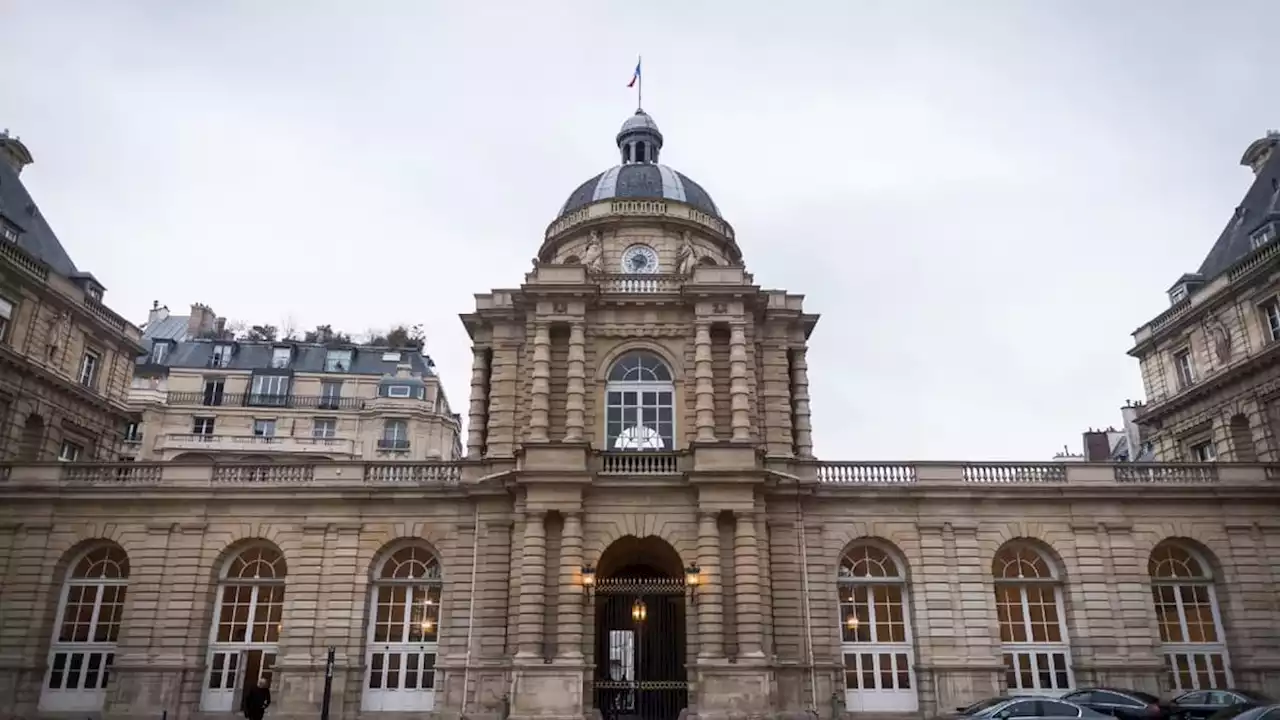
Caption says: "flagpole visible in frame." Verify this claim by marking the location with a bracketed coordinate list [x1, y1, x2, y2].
[637, 55, 643, 110]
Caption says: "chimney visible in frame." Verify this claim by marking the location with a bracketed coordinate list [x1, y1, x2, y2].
[187, 303, 220, 339]
[1241, 130, 1280, 176]
[147, 300, 170, 327]
[395, 362, 414, 379]
[0, 130, 33, 176]
[1081, 430, 1113, 462]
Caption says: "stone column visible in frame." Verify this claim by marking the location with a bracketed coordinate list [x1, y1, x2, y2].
[694, 322, 716, 442]
[529, 323, 551, 442]
[517, 510, 547, 659]
[696, 511, 724, 659]
[565, 323, 586, 442]
[734, 511, 765, 658]
[467, 347, 489, 456]
[557, 512, 584, 659]
[790, 346, 814, 457]
[729, 324, 751, 441]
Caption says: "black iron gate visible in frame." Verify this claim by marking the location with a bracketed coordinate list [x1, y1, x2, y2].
[593, 576, 688, 720]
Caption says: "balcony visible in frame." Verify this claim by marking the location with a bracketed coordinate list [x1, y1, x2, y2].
[599, 273, 683, 294]
[0, 461, 463, 488]
[166, 391, 366, 410]
[157, 433, 357, 456]
[804, 461, 1262, 486]
[597, 451, 683, 476]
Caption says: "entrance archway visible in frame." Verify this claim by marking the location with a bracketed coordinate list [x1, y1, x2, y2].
[593, 535, 688, 720]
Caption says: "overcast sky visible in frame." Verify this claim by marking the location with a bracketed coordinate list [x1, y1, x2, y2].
[3, 2, 1276, 460]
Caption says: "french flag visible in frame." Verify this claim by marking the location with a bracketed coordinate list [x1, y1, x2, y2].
[627, 58, 641, 88]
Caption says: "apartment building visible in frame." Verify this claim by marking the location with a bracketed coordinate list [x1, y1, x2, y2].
[128, 329, 462, 461]
[0, 129, 143, 462]
[1129, 130, 1280, 460]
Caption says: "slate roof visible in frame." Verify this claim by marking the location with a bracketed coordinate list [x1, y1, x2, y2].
[0, 134, 79, 278]
[1192, 135, 1280, 282]
[142, 339, 437, 377]
[560, 164, 720, 218]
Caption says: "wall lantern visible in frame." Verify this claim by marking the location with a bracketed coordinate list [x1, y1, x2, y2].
[685, 562, 701, 604]
[845, 614, 860, 632]
[581, 564, 596, 604]
[631, 599, 648, 622]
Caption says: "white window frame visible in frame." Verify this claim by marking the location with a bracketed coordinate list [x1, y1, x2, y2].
[363, 544, 442, 712]
[192, 417, 216, 437]
[270, 347, 291, 369]
[604, 351, 676, 451]
[211, 344, 234, 368]
[251, 375, 290, 405]
[1173, 349, 1195, 388]
[382, 419, 409, 449]
[149, 342, 169, 364]
[994, 543, 1074, 695]
[387, 385, 412, 398]
[59, 440, 84, 462]
[252, 419, 276, 439]
[1260, 300, 1280, 343]
[1251, 223, 1277, 250]
[39, 545, 129, 713]
[1189, 441, 1216, 463]
[313, 418, 337, 439]
[325, 349, 353, 372]
[79, 351, 100, 388]
[837, 542, 918, 713]
[0, 222, 17, 242]
[381, 351, 402, 362]
[200, 546, 286, 712]
[1149, 541, 1231, 692]
[0, 295, 13, 343]
[1169, 285, 1189, 304]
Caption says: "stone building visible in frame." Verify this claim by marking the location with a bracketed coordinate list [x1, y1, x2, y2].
[127, 327, 462, 462]
[1130, 130, 1280, 461]
[0, 130, 143, 463]
[1, 111, 1279, 720]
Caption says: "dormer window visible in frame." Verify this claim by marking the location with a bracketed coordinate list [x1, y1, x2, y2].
[1169, 285, 1189, 304]
[86, 286, 103, 301]
[381, 351, 402, 362]
[387, 385, 412, 398]
[149, 341, 170, 364]
[1251, 222, 1277, 250]
[0, 222, 16, 243]
[211, 343, 234, 368]
[325, 349, 353, 372]
[270, 347, 291, 369]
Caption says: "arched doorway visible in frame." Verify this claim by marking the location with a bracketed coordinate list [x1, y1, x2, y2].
[593, 535, 687, 720]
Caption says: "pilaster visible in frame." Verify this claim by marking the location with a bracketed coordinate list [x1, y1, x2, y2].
[790, 346, 814, 457]
[729, 324, 751, 441]
[695, 322, 716, 442]
[516, 511, 547, 659]
[467, 346, 490, 455]
[556, 512, 584, 659]
[565, 323, 586, 441]
[529, 323, 551, 442]
[696, 511, 725, 659]
[733, 511, 764, 658]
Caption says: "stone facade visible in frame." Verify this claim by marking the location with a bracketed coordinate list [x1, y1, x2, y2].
[1130, 131, 1280, 461]
[1, 113, 1279, 720]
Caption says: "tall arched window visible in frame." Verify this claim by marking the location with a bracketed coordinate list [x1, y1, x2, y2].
[40, 544, 129, 713]
[605, 351, 675, 451]
[364, 544, 443, 712]
[1149, 540, 1230, 691]
[993, 542, 1073, 694]
[837, 541, 917, 713]
[201, 545, 286, 712]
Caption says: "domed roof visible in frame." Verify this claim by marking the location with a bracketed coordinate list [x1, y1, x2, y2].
[557, 109, 721, 218]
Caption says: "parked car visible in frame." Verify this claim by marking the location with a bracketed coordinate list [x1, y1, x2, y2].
[1169, 691, 1276, 720]
[1207, 705, 1280, 720]
[945, 696, 1112, 720]
[1061, 688, 1167, 719]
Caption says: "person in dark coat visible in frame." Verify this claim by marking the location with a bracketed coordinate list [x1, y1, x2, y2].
[242, 678, 272, 720]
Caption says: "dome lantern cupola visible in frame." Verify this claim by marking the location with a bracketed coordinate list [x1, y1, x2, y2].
[617, 109, 664, 164]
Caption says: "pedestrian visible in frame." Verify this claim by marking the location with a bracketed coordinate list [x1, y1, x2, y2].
[242, 678, 272, 720]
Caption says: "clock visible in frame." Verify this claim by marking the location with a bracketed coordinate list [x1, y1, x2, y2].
[621, 244, 659, 274]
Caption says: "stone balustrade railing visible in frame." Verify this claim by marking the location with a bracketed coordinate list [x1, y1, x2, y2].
[3, 459, 1275, 490]
[806, 461, 1278, 486]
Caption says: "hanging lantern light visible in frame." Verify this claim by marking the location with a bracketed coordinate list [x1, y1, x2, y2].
[631, 599, 647, 622]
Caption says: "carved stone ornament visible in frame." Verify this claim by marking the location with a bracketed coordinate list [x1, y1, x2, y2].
[1208, 321, 1232, 363]
[676, 231, 701, 277]
[713, 302, 728, 314]
[580, 230, 604, 274]
[553, 302, 568, 314]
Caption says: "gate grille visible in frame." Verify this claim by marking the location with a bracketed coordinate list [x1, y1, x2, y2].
[593, 577, 688, 720]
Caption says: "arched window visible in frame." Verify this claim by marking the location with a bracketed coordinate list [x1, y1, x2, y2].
[837, 541, 917, 713]
[364, 544, 443, 712]
[40, 544, 129, 713]
[201, 545, 286, 712]
[1149, 540, 1230, 691]
[993, 542, 1073, 694]
[605, 351, 675, 451]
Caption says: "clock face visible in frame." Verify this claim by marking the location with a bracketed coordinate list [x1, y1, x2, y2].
[621, 244, 659, 274]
